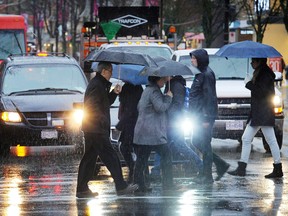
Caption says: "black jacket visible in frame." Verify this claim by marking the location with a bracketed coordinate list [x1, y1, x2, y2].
[245, 64, 275, 126]
[81, 73, 117, 135]
[164, 75, 186, 125]
[116, 83, 143, 132]
[189, 49, 218, 122]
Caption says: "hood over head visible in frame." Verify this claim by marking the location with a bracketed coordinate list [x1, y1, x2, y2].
[189, 49, 209, 72]
[171, 75, 186, 86]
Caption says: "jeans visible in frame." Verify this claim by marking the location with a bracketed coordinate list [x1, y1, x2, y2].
[240, 121, 281, 164]
[168, 128, 203, 172]
[192, 120, 214, 178]
[151, 153, 161, 176]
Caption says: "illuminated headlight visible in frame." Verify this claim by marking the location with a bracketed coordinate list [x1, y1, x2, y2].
[180, 118, 193, 137]
[72, 109, 84, 125]
[273, 95, 283, 114]
[1, 111, 22, 123]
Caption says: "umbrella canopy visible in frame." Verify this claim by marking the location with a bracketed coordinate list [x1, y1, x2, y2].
[139, 56, 200, 77]
[84, 49, 158, 67]
[92, 62, 148, 85]
[215, 40, 282, 58]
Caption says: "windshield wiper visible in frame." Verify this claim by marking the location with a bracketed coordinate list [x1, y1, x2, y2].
[13, 32, 23, 54]
[218, 77, 244, 80]
[8, 88, 83, 96]
[0, 46, 12, 55]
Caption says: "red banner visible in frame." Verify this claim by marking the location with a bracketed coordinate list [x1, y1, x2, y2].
[146, 0, 159, 6]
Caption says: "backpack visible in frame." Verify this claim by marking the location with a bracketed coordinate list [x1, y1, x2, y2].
[184, 86, 190, 110]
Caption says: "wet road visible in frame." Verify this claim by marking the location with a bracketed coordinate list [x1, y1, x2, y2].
[0, 85, 288, 215]
[0, 140, 288, 216]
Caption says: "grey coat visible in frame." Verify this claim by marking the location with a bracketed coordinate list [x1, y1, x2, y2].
[133, 83, 172, 145]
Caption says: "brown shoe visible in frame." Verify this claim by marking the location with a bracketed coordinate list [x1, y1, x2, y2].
[116, 184, 139, 196]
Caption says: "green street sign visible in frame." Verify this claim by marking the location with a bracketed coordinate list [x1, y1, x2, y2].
[100, 21, 121, 41]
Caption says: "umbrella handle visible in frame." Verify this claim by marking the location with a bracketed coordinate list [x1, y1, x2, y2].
[118, 64, 121, 80]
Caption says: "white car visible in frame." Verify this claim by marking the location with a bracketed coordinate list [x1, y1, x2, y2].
[98, 42, 174, 144]
[171, 49, 284, 150]
[99, 42, 173, 59]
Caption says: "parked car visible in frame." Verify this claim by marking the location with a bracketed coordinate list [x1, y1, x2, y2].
[0, 53, 88, 156]
[171, 49, 284, 151]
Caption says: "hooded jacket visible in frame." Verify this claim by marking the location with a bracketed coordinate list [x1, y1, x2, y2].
[245, 64, 275, 126]
[81, 73, 118, 135]
[164, 75, 186, 125]
[189, 49, 218, 122]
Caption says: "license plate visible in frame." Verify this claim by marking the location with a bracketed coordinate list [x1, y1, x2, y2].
[226, 121, 243, 130]
[41, 130, 58, 139]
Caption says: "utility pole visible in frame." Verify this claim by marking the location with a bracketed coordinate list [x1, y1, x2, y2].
[224, 0, 230, 44]
[160, 0, 163, 40]
[55, 0, 59, 53]
[90, 0, 94, 22]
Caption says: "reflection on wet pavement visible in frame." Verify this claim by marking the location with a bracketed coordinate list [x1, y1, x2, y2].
[0, 139, 287, 216]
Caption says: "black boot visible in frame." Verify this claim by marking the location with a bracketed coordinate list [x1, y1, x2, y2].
[215, 162, 230, 181]
[227, 162, 247, 176]
[265, 163, 283, 178]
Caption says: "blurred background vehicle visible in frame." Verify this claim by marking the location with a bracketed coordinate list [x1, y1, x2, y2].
[0, 53, 88, 157]
[0, 14, 27, 61]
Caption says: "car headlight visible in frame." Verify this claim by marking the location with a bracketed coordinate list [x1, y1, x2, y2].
[180, 117, 193, 137]
[1, 111, 22, 123]
[72, 109, 84, 125]
[273, 95, 283, 114]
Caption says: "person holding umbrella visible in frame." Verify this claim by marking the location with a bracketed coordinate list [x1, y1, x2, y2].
[133, 76, 174, 193]
[76, 62, 138, 198]
[150, 75, 204, 180]
[228, 58, 283, 178]
[116, 82, 144, 183]
[189, 49, 230, 184]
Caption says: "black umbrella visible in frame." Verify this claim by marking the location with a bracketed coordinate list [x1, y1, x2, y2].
[84, 49, 158, 67]
[139, 56, 200, 77]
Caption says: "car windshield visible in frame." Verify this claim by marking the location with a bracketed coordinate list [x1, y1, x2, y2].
[179, 55, 253, 79]
[3, 64, 87, 95]
[0, 30, 26, 59]
[107, 46, 173, 59]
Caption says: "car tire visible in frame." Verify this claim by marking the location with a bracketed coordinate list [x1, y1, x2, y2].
[262, 133, 283, 153]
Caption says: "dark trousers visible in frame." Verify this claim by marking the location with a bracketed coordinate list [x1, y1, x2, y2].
[76, 132, 127, 192]
[193, 120, 227, 178]
[192, 120, 214, 178]
[119, 131, 135, 181]
[134, 144, 173, 189]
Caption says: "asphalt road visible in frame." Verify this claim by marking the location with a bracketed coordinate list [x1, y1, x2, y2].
[0, 85, 287, 216]
[0, 138, 287, 216]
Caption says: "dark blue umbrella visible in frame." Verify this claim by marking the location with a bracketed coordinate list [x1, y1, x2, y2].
[92, 62, 148, 85]
[215, 40, 282, 58]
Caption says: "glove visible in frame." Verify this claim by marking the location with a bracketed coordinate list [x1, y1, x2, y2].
[244, 74, 252, 84]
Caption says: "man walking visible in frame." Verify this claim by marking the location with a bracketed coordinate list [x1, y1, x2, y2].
[76, 62, 138, 198]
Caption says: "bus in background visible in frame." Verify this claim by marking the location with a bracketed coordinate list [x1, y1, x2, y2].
[0, 14, 27, 60]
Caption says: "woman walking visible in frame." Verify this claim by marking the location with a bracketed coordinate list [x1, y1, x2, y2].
[228, 58, 283, 178]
